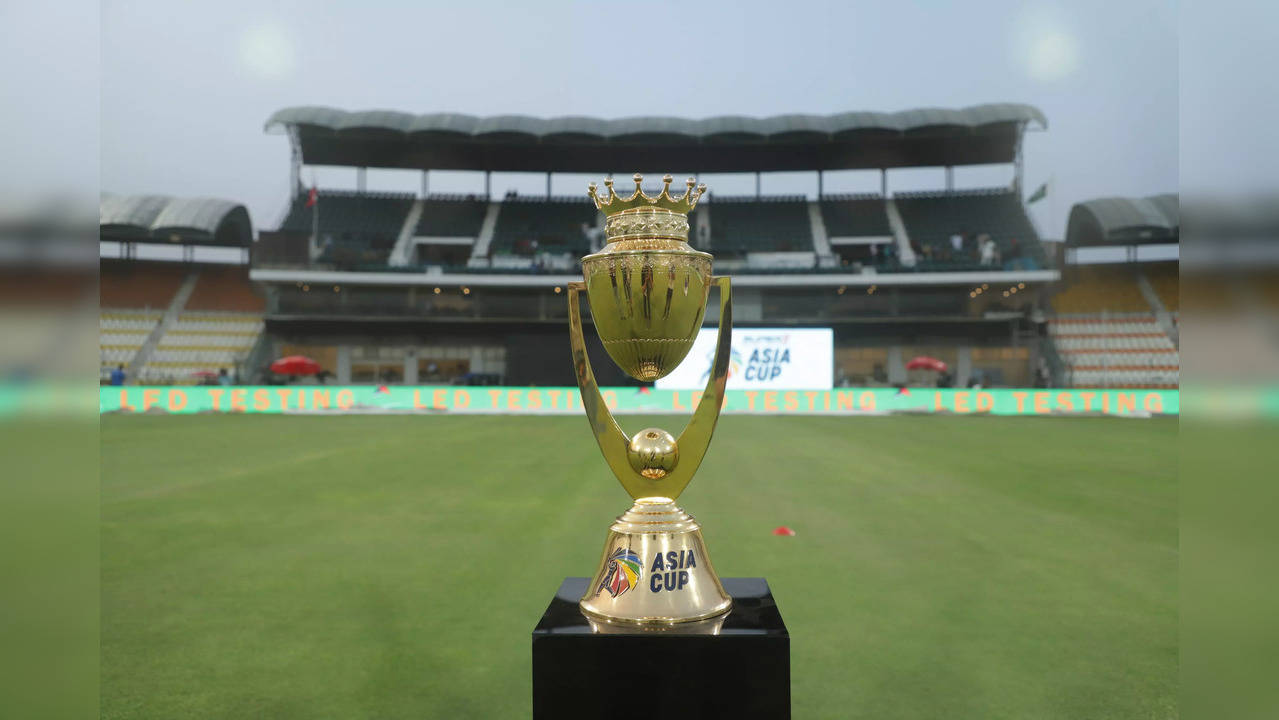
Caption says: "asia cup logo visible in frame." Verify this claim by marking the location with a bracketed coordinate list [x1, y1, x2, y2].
[699, 348, 743, 384]
[598, 547, 642, 598]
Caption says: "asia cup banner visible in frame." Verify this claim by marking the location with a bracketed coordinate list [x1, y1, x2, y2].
[656, 328, 834, 391]
[99, 386, 1179, 416]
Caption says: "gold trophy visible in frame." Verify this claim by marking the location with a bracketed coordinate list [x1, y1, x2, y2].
[568, 173, 733, 624]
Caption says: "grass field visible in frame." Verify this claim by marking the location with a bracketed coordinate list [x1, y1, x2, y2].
[102, 414, 1177, 719]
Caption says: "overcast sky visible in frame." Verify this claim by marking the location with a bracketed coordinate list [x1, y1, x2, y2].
[100, 0, 1177, 239]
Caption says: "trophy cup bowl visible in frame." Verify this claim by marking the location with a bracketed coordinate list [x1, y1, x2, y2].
[567, 174, 734, 625]
[580, 220, 712, 381]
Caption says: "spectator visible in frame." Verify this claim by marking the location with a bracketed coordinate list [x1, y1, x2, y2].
[950, 231, 963, 253]
[979, 234, 996, 266]
[218, 368, 232, 386]
[109, 364, 126, 386]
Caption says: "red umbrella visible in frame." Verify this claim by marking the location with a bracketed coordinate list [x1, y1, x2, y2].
[905, 356, 948, 372]
[270, 355, 322, 376]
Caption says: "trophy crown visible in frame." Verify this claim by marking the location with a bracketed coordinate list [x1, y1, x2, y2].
[588, 174, 707, 216]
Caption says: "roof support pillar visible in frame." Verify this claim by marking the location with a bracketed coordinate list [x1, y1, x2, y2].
[755, 172, 761, 199]
[817, 171, 823, 200]
[287, 126, 302, 196]
[357, 167, 367, 195]
[945, 166, 954, 193]
[485, 171, 491, 198]
[1013, 121, 1026, 195]
[421, 170, 429, 198]
[880, 169, 887, 196]
[546, 171, 552, 199]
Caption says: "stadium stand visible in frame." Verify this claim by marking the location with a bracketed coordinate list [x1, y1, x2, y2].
[1052, 265, 1149, 314]
[100, 262, 189, 380]
[139, 311, 263, 384]
[1050, 314, 1178, 388]
[185, 265, 264, 313]
[1143, 262, 1179, 311]
[821, 194, 894, 268]
[490, 197, 596, 256]
[414, 195, 488, 237]
[259, 105, 1056, 275]
[100, 261, 189, 310]
[99, 260, 265, 384]
[894, 188, 1044, 270]
[707, 196, 813, 254]
[235, 103, 1091, 388]
[100, 310, 161, 378]
[820, 194, 891, 237]
[278, 190, 414, 266]
[1048, 263, 1178, 388]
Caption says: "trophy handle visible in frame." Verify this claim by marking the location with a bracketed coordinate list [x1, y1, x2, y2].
[567, 276, 732, 501]
[567, 281, 635, 491]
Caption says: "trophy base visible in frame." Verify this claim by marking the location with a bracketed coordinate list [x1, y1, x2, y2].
[579, 497, 732, 624]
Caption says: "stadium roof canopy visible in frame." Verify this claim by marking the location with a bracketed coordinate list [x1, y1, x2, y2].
[265, 104, 1046, 173]
[1065, 194, 1179, 247]
[100, 194, 254, 247]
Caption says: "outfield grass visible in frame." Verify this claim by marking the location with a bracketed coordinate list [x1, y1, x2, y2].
[102, 414, 1177, 719]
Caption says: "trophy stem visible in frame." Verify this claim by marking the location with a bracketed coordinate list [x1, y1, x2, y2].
[579, 497, 732, 624]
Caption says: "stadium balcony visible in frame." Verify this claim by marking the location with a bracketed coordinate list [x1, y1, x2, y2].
[489, 196, 597, 257]
[706, 195, 813, 254]
[279, 190, 415, 267]
[894, 188, 1046, 271]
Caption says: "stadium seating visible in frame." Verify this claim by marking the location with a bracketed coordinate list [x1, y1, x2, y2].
[1143, 263, 1179, 311]
[100, 262, 188, 310]
[99, 262, 267, 384]
[185, 265, 264, 312]
[415, 195, 488, 237]
[279, 190, 415, 266]
[1050, 314, 1178, 388]
[707, 196, 813, 254]
[894, 188, 1044, 270]
[490, 197, 597, 256]
[1052, 265, 1150, 314]
[820, 194, 890, 237]
[257, 187, 1072, 274]
[138, 311, 264, 384]
[100, 309, 161, 379]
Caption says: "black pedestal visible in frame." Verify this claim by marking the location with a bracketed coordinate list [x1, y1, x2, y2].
[532, 577, 789, 720]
